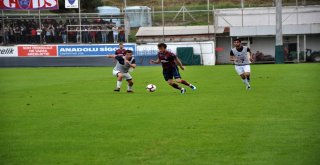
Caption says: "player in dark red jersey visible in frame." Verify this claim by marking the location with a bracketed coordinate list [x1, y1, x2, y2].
[150, 43, 197, 94]
[115, 42, 126, 56]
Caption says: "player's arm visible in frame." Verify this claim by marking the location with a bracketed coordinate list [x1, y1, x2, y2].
[175, 56, 185, 70]
[125, 59, 136, 68]
[230, 50, 236, 61]
[130, 63, 137, 68]
[150, 58, 160, 64]
[106, 54, 117, 64]
[106, 55, 116, 58]
[247, 48, 254, 62]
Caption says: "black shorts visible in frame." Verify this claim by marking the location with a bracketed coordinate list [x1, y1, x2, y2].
[163, 67, 181, 81]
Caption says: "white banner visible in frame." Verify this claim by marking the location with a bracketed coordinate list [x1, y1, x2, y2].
[0, 46, 18, 57]
[65, 0, 78, 8]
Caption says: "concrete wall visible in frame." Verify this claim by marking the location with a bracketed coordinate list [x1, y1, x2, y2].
[250, 37, 275, 57]
[216, 37, 232, 64]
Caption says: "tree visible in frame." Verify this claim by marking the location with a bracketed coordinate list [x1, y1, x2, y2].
[55, 0, 103, 13]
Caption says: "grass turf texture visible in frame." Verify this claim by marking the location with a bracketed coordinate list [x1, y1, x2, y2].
[0, 64, 319, 164]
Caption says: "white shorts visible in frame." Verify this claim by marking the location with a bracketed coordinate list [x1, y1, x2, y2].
[113, 69, 133, 80]
[235, 65, 251, 75]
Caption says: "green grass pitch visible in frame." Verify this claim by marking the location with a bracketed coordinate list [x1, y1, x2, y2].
[0, 64, 319, 164]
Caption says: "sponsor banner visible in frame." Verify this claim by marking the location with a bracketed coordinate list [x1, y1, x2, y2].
[58, 44, 136, 57]
[65, 0, 78, 8]
[18, 45, 57, 56]
[0, 46, 18, 57]
[0, 0, 59, 10]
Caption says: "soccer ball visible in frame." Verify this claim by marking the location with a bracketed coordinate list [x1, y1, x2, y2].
[146, 84, 157, 92]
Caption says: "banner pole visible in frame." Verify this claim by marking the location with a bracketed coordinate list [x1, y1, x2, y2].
[39, 9, 42, 44]
[79, 0, 82, 43]
[162, 0, 164, 41]
[275, 0, 284, 64]
[2, 10, 5, 45]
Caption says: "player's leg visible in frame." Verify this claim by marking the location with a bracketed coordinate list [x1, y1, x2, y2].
[113, 69, 123, 91]
[243, 65, 251, 90]
[124, 73, 134, 92]
[167, 79, 186, 94]
[240, 73, 250, 89]
[240, 73, 251, 90]
[244, 65, 251, 82]
[173, 67, 197, 90]
[235, 65, 250, 89]
[164, 70, 184, 93]
[175, 78, 197, 90]
[115, 73, 123, 91]
[126, 79, 134, 92]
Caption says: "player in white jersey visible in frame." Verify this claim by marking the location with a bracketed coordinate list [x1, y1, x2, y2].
[107, 50, 136, 92]
[230, 39, 253, 90]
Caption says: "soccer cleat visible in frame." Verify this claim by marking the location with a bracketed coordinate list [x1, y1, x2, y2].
[181, 88, 186, 94]
[114, 88, 120, 92]
[190, 84, 197, 90]
[246, 86, 251, 90]
[127, 90, 134, 93]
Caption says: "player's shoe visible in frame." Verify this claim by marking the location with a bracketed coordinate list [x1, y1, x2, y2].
[127, 90, 134, 93]
[181, 88, 186, 94]
[114, 88, 120, 92]
[246, 86, 251, 90]
[190, 84, 197, 90]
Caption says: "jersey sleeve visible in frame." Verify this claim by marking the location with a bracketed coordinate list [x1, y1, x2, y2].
[230, 50, 234, 56]
[247, 47, 251, 53]
[115, 55, 125, 65]
[131, 59, 136, 64]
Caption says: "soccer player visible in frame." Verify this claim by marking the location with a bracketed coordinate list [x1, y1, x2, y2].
[107, 50, 136, 92]
[115, 42, 126, 56]
[230, 39, 253, 90]
[111, 42, 126, 64]
[150, 43, 196, 94]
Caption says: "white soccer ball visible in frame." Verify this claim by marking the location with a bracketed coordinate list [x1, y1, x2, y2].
[146, 84, 157, 92]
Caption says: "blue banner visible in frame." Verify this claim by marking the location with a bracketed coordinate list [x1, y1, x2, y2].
[58, 44, 136, 57]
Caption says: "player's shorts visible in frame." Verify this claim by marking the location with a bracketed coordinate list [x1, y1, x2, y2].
[113, 69, 132, 80]
[235, 65, 251, 75]
[163, 67, 181, 81]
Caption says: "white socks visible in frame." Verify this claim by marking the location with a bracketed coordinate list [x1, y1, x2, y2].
[117, 81, 133, 91]
[242, 79, 250, 87]
[117, 81, 122, 89]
